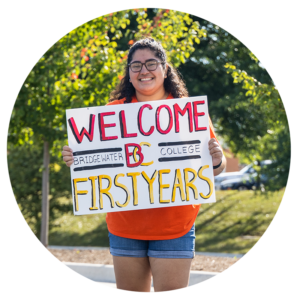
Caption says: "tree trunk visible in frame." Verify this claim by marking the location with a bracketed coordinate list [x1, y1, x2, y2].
[40, 141, 50, 247]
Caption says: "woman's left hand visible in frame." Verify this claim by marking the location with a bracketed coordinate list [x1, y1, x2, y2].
[208, 138, 223, 167]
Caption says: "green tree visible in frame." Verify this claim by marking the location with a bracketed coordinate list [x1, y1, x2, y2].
[178, 17, 273, 104]
[224, 62, 290, 190]
[8, 10, 133, 244]
[8, 8, 204, 242]
[8, 143, 72, 237]
[177, 17, 290, 190]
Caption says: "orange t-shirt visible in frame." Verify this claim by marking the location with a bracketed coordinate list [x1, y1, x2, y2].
[105, 94, 218, 240]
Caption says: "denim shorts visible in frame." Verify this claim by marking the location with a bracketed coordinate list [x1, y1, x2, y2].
[108, 224, 195, 259]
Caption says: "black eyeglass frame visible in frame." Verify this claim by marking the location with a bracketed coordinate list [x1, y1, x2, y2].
[128, 59, 166, 73]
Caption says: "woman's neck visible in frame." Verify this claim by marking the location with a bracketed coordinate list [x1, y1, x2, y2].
[135, 89, 169, 102]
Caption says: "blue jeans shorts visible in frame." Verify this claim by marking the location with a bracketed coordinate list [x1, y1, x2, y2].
[108, 224, 195, 259]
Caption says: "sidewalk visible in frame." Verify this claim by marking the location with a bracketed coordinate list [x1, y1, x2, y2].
[49, 245, 243, 288]
[65, 262, 219, 288]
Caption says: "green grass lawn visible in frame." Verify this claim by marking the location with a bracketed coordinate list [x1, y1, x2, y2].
[49, 189, 284, 254]
[195, 190, 283, 253]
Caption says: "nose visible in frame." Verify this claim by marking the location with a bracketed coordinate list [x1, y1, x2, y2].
[140, 64, 149, 74]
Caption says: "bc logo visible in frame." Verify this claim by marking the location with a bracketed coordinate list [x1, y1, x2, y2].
[125, 142, 153, 168]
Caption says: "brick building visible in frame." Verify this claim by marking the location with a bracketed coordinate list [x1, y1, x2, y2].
[223, 148, 239, 172]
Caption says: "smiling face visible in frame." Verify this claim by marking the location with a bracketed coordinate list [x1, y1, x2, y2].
[129, 48, 168, 101]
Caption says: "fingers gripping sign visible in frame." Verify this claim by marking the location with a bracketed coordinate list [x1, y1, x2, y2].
[62, 145, 74, 167]
[208, 138, 223, 167]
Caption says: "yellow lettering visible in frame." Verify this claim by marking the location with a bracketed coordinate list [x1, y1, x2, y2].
[73, 178, 88, 212]
[98, 175, 115, 209]
[198, 165, 213, 199]
[114, 174, 130, 208]
[158, 169, 171, 203]
[127, 172, 141, 206]
[88, 176, 98, 210]
[141, 170, 158, 204]
[171, 169, 186, 202]
[184, 168, 199, 201]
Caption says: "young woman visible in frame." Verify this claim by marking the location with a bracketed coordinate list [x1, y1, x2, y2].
[62, 38, 226, 292]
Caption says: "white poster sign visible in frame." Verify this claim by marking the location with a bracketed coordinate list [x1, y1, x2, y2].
[66, 96, 216, 215]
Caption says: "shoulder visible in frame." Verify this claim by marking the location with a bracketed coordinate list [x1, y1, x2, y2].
[106, 98, 126, 106]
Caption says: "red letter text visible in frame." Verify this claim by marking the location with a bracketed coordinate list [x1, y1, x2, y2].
[173, 102, 193, 133]
[119, 110, 138, 138]
[138, 104, 155, 136]
[193, 101, 207, 131]
[68, 114, 95, 144]
[99, 112, 118, 141]
[156, 105, 173, 134]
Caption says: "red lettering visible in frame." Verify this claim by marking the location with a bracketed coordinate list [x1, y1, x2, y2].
[156, 105, 173, 134]
[68, 114, 95, 144]
[173, 102, 193, 133]
[125, 143, 144, 168]
[193, 101, 207, 131]
[138, 104, 155, 136]
[99, 112, 118, 141]
[119, 110, 138, 138]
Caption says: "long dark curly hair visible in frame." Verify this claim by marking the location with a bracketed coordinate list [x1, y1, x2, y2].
[109, 38, 189, 103]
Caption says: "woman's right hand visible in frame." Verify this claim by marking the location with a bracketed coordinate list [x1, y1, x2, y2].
[62, 145, 74, 167]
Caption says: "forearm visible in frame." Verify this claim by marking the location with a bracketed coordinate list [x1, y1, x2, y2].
[213, 154, 226, 176]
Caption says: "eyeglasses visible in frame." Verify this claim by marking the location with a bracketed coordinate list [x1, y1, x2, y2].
[128, 59, 165, 73]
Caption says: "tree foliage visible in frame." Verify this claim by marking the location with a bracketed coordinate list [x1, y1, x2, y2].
[178, 17, 290, 191]
[224, 62, 290, 190]
[178, 17, 273, 104]
[9, 9, 204, 149]
[8, 8, 204, 236]
[8, 143, 72, 237]
[8, 9, 290, 238]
